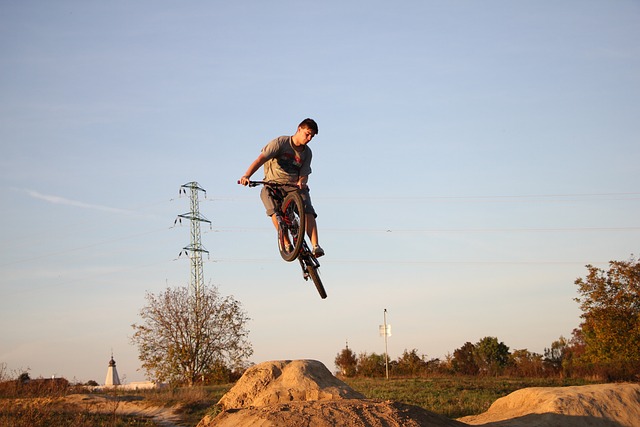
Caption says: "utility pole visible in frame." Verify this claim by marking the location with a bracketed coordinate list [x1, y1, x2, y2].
[379, 308, 391, 379]
[176, 181, 211, 306]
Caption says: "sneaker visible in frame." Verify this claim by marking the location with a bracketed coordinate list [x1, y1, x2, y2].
[312, 245, 325, 257]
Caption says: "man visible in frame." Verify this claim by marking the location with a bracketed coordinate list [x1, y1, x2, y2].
[239, 118, 324, 257]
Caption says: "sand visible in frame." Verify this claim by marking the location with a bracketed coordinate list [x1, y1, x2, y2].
[198, 359, 640, 427]
[459, 382, 640, 427]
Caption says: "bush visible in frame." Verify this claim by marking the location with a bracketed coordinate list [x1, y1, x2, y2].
[0, 377, 70, 398]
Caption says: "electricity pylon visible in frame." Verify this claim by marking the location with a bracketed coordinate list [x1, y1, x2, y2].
[176, 181, 211, 305]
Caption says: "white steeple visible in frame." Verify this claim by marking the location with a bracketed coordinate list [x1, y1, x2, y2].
[105, 353, 121, 386]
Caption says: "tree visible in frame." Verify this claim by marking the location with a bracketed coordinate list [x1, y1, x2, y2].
[395, 349, 427, 377]
[574, 257, 640, 377]
[452, 342, 478, 375]
[335, 345, 357, 377]
[475, 337, 510, 376]
[356, 352, 386, 377]
[18, 372, 30, 384]
[561, 328, 586, 378]
[544, 336, 569, 374]
[131, 285, 252, 386]
[508, 349, 544, 377]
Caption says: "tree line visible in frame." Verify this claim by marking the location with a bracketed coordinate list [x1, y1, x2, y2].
[334, 336, 564, 378]
[126, 256, 637, 385]
[336, 257, 640, 381]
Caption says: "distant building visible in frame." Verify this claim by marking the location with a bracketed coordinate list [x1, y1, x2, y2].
[104, 355, 121, 386]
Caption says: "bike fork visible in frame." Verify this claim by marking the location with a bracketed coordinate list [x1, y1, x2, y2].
[299, 257, 309, 280]
[299, 254, 319, 280]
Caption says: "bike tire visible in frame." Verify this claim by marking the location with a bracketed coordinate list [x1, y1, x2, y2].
[307, 264, 327, 299]
[278, 191, 305, 262]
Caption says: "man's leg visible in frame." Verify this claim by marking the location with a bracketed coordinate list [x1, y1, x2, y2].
[306, 214, 324, 257]
[270, 213, 279, 230]
[306, 213, 319, 247]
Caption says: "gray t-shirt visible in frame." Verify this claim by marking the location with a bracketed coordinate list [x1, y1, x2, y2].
[262, 135, 312, 183]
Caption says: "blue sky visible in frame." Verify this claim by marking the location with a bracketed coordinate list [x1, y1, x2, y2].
[1, 1, 638, 383]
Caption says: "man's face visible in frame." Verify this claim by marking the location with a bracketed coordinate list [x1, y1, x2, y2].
[297, 126, 316, 144]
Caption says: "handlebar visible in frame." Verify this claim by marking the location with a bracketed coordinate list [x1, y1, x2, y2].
[237, 180, 299, 189]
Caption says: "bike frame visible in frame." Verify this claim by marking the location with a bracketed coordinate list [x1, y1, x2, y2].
[241, 180, 327, 299]
[246, 180, 304, 260]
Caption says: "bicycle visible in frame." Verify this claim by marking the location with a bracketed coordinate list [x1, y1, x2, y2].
[239, 180, 327, 299]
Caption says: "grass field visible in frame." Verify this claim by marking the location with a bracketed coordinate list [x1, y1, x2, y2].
[0, 376, 598, 426]
[344, 376, 597, 418]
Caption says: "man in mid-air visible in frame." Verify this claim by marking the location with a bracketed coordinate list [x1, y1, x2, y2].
[239, 118, 324, 257]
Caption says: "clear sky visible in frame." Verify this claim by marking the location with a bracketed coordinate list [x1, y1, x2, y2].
[1, 1, 638, 384]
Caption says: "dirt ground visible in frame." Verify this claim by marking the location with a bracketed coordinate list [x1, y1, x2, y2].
[64, 393, 184, 426]
[3, 394, 186, 427]
[198, 359, 640, 427]
[6, 359, 638, 427]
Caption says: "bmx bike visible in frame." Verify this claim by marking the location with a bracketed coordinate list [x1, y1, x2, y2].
[239, 180, 327, 299]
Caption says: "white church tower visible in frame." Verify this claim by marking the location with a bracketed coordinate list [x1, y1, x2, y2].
[104, 354, 121, 386]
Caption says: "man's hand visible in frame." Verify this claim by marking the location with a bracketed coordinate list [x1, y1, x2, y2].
[240, 154, 266, 186]
[297, 176, 309, 190]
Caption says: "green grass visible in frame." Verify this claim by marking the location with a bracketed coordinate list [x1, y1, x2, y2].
[124, 377, 599, 423]
[0, 377, 601, 425]
[344, 376, 597, 418]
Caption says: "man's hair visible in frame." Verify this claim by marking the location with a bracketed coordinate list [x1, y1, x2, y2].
[298, 118, 318, 135]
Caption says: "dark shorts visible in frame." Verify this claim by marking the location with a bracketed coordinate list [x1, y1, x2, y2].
[260, 186, 317, 218]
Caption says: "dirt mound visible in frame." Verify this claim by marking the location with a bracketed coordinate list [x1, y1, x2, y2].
[201, 359, 462, 427]
[459, 383, 640, 427]
[205, 399, 465, 427]
[200, 359, 640, 427]
[217, 359, 365, 410]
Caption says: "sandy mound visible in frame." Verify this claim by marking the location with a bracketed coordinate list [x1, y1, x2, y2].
[218, 359, 365, 409]
[459, 383, 640, 427]
[200, 359, 463, 427]
[199, 359, 640, 427]
[206, 399, 465, 427]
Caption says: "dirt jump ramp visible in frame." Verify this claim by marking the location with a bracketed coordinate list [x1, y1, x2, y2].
[198, 359, 640, 427]
[198, 359, 464, 427]
[459, 383, 640, 427]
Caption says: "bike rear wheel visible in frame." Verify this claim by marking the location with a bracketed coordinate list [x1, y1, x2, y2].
[278, 191, 305, 262]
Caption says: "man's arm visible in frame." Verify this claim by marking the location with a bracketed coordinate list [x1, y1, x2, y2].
[297, 175, 309, 189]
[239, 153, 267, 186]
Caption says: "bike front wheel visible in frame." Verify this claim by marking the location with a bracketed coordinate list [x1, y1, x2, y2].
[306, 264, 327, 299]
[278, 191, 305, 262]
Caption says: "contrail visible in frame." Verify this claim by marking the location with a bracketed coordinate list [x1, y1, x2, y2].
[21, 188, 134, 215]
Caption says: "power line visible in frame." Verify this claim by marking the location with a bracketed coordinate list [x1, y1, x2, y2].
[319, 192, 640, 202]
[323, 226, 640, 234]
[0, 227, 172, 267]
[203, 226, 640, 234]
[205, 258, 613, 266]
[207, 191, 640, 204]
